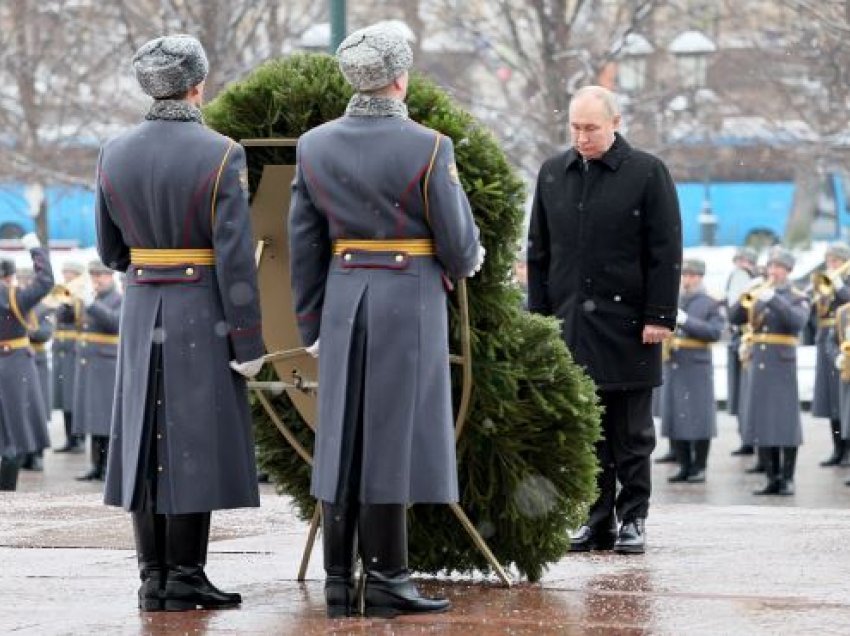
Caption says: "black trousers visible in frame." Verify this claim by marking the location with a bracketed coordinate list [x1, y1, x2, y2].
[586, 388, 656, 527]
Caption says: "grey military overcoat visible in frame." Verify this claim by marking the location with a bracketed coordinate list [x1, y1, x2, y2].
[825, 306, 850, 440]
[289, 114, 480, 505]
[811, 286, 850, 419]
[729, 285, 809, 447]
[53, 299, 81, 411]
[72, 286, 121, 437]
[0, 248, 54, 456]
[97, 114, 264, 514]
[660, 290, 725, 440]
[28, 303, 54, 416]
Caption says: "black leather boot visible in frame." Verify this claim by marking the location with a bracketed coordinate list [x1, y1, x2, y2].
[21, 452, 43, 472]
[753, 447, 781, 495]
[569, 512, 618, 552]
[322, 501, 359, 617]
[133, 510, 166, 611]
[76, 436, 107, 481]
[745, 446, 766, 473]
[55, 413, 81, 453]
[777, 447, 797, 496]
[687, 440, 710, 483]
[359, 504, 450, 618]
[163, 512, 241, 611]
[667, 440, 692, 482]
[821, 420, 845, 467]
[731, 444, 754, 456]
[0, 455, 21, 491]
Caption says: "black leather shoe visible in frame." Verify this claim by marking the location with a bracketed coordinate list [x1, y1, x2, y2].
[753, 480, 781, 495]
[138, 566, 165, 611]
[820, 453, 843, 467]
[731, 445, 754, 456]
[775, 479, 795, 496]
[686, 470, 706, 483]
[667, 470, 690, 483]
[75, 466, 104, 481]
[744, 463, 765, 474]
[21, 454, 43, 472]
[613, 519, 645, 555]
[654, 450, 677, 464]
[569, 525, 617, 552]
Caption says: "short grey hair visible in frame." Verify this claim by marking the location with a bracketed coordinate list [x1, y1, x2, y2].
[571, 85, 620, 119]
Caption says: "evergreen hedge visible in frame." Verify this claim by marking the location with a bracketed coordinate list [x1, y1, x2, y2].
[205, 53, 601, 582]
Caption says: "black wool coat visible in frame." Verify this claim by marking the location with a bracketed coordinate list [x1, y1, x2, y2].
[527, 134, 682, 390]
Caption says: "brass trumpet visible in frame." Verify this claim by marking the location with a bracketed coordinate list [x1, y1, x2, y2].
[739, 279, 773, 310]
[841, 341, 850, 382]
[42, 275, 89, 309]
[811, 259, 850, 299]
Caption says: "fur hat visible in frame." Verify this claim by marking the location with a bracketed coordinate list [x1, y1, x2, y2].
[61, 261, 86, 275]
[766, 246, 795, 271]
[133, 35, 209, 98]
[337, 22, 413, 92]
[87, 260, 112, 275]
[825, 241, 850, 262]
[682, 258, 706, 276]
[733, 246, 758, 265]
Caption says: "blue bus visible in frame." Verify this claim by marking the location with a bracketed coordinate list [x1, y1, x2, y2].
[676, 172, 848, 247]
[0, 184, 96, 247]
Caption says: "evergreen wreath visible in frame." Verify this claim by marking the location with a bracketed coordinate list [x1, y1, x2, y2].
[205, 53, 601, 582]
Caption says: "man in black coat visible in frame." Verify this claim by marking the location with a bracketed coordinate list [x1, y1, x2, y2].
[527, 85, 682, 554]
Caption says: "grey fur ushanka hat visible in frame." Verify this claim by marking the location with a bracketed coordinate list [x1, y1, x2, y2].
[132, 34, 209, 98]
[336, 22, 413, 92]
[767, 246, 795, 271]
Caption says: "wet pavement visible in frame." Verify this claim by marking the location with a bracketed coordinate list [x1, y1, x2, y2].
[3, 410, 850, 634]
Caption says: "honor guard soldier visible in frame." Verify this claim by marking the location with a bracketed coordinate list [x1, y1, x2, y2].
[661, 259, 725, 483]
[729, 247, 809, 496]
[97, 35, 265, 612]
[0, 234, 54, 490]
[73, 261, 121, 481]
[725, 247, 758, 456]
[16, 265, 56, 472]
[810, 242, 850, 466]
[828, 302, 850, 486]
[290, 22, 483, 618]
[52, 261, 86, 454]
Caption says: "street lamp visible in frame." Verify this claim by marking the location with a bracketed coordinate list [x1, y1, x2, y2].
[615, 33, 654, 94]
[329, 0, 347, 52]
[669, 30, 717, 244]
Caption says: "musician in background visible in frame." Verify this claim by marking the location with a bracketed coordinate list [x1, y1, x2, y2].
[828, 302, 850, 487]
[725, 247, 758, 457]
[728, 247, 809, 496]
[810, 242, 850, 467]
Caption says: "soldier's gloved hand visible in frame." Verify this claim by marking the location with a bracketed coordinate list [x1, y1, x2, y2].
[676, 309, 688, 326]
[230, 357, 264, 378]
[757, 287, 775, 303]
[835, 353, 845, 371]
[79, 284, 97, 307]
[829, 271, 846, 291]
[20, 232, 40, 250]
[466, 245, 486, 278]
[306, 339, 320, 358]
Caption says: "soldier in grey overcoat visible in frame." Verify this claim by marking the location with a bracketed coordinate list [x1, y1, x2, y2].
[728, 247, 809, 496]
[661, 259, 725, 483]
[0, 236, 54, 490]
[725, 247, 758, 456]
[289, 22, 482, 618]
[16, 266, 56, 472]
[827, 302, 850, 486]
[52, 261, 85, 454]
[71, 261, 121, 481]
[96, 35, 264, 612]
[810, 242, 850, 466]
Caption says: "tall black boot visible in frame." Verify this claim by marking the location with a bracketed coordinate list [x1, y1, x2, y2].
[0, 455, 21, 491]
[359, 504, 450, 618]
[745, 445, 766, 473]
[21, 451, 43, 472]
[667, 440, 692, 482]
[132, 511, 166, 611]
[777, 447, 797, 496]
[687, 440, 710, 483]
[753, 447, 781, 495]
[322, 501, 359, 617]
[78, 435, 107, 481]
[163, 512, 241, 611]
[821, 420, 845, 466]
[55, 413, 82, 453]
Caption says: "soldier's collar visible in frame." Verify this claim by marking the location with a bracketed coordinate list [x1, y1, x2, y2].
[145, 99, 204, 124]
[345, 94, 409, 119]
